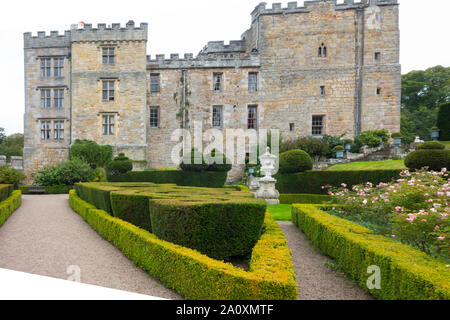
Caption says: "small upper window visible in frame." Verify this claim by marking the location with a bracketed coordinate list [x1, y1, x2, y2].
[102, 48, 115, 65]
[377, 88, 382, 95]
[318, 43, 327, 58]
[248, 72, 258, 92]
[289, 123, 295, 132]
[213, 73, 222, 92]
[212, 106, 223, 128]
[320, 86, 325, 96]
[150, 107, 160, 128]
[150, 74, 160, 93]
[374, 52, 381, 61]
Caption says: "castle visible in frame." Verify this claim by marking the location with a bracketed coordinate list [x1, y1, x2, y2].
[23, 0, 400, 181]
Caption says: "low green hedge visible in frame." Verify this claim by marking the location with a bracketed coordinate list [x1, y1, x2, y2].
[275, 170, 402, 194]
[404, 149, 450, 171]
[0, 190, 22, 227]
[107, 170, 228, 188]
[69, 190, 297, 300]
[280, 194, 332, 205]
[75, 182, 266, 260]
[292, 204, 450, 300]
[0, 184, 13, 202]
[18, 185, 73, 194]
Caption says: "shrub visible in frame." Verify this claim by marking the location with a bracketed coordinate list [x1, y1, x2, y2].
[275, 170, 402, 194]
[404, 149, 450, 171]
[391, 132, 402, 138]
[333, 145, 345, 151]
[355, 129, 390, 149]
[69, 190, 297, 300]
[416, 141, 445, 150]
[34, 158, 94, 186]
[107, 170, 228, 188]
[75, 182, 267, 260]
[437, 101, 450, 141]
[180, 149, 208, 172]
[292, 204, 450, 300]
[279, 150, 313, 174]
[0, 184, 13, 202]
[204, 149, 232, 172]
[106, 153, 133, 176]
[0, 190, 21, 228]
[69, 140, 113, 168]
[282, 137, 329, 159]
[0, 166, 25, 187]
[321, 134, 346, 157]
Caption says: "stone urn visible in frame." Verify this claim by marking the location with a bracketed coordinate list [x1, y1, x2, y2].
[255, 147, 280, 205]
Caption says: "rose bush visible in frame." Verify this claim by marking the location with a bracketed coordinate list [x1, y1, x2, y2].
[325, 168, 449, 261]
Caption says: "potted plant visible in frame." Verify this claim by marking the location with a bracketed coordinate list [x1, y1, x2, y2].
[343, 139, 353, 153]
[391, 132, 402, 147]
[430, 127, 440, 141]
[333, 145, 345, 159]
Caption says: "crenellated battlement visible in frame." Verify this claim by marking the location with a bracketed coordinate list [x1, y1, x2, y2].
[198, 40, 246, 55]
[70, 21, 148, 42]
[23, 30, 71, 49]
[251, 0, 398, 22]
[146, 52, 260, 70]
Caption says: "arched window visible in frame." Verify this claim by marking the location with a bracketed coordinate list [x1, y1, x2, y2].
[318, 43, 327, 57]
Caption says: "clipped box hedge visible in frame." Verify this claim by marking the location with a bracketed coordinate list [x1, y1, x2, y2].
[107, 170, 228, 188]
[275, 170, 402, 194]
[292, 204, 450, 300]
[0, 184, 13, 202]
[280, 194, 332, 205]
[18, 185, 73, 194]
[69, 190, 297, 300]
[0, 190, 22, 227]
[75, 182, 266, 260]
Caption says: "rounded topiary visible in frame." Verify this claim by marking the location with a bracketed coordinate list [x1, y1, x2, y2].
[333, 145, 345, 151]
[416, 141, 445, 150]
[404, 149, 450, 171]
[106, 153, 133, 176]
[279, 149, 313, 174]
[343, 139, 353, 145]
[391, 132, 402, 138]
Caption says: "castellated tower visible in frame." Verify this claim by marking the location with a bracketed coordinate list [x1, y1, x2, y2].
[23, 0, 400, 182]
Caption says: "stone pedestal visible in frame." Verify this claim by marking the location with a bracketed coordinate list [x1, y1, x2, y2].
[255, 177, 280, 205]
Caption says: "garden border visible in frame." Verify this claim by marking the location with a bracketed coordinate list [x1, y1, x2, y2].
[0, 190, 22, 227]
[69, 190, 297, 300]
[291, 204, 450, 300]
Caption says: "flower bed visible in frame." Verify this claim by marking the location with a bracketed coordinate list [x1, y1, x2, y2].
[69, 190, 297, 300]
[292, 204, 450, 300]
[326, 169, 449, 261]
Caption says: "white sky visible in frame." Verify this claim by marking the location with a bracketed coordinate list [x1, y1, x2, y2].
[0, 0, 449, 135]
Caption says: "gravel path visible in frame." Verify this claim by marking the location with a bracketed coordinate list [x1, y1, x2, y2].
[278, 221, 373, 300]
[0, 195, 181, 300]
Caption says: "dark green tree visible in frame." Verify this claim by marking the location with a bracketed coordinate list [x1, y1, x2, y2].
[436, 101, 450, 141]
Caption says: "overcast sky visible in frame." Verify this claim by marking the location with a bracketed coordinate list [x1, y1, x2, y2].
[0, 0, 449, 135]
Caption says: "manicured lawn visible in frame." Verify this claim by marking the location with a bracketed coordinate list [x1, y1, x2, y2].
[326, 160, 407, 171]
[268, 204, 292, 221]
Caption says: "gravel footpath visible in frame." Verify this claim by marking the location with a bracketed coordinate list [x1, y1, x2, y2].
[0, 195, 181, 300]
[278, 221, 374, 300]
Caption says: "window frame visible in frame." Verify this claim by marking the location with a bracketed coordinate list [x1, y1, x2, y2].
[212, 105, 223, 129]
[40, 58, 51, 78]
[374, 52, 381, 62]
[150, 74, 160, 93]
[54, 58, 64, 77]
[54, 120, 64, 140]
[40, 89, 51, 109]
[320, 86, 326, 96]
[102, 114, 115, 136]
[40, 120, 52, 140]
[248, 72, 258, 93]
[318, 43, 327, 58]
[149, 106, 160, 128]
[213, 73, 223, 92]
[54, 89, 64, 108]
[312, 115, 325, 136]
[102, 80, 115, 102]
[247, 105, 258, 130]
[102, 47, 115, 65]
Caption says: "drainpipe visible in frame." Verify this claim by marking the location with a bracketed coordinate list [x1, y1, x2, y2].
[181, 69, 187, 157]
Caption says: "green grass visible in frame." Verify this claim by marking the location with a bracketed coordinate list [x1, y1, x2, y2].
[441, 141, 450, 149]
[326, 160, 407, 171]
[268, 204, 292, 221]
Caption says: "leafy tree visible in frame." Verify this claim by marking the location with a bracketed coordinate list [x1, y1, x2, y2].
[0, 128, 5, 144]
[0, 166, 26, 187]
[0, 133, 24, 160]
[436, 101, 450, 141]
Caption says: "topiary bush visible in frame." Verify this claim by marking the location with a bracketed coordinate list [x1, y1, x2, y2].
[180, 149, 208, 172]
[0, 166, 25, 187]
[416, 141, 445, 150]
[404, 149, 450, 171]
[279, 150, 313, 174]
[204, 149, 232, 172]
[69, 140, 113, 169]
[437, 101, 450, 141]
[106, 153, 133, 176]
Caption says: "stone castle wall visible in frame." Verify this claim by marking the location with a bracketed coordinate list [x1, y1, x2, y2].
[23, 0, 401, 180]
